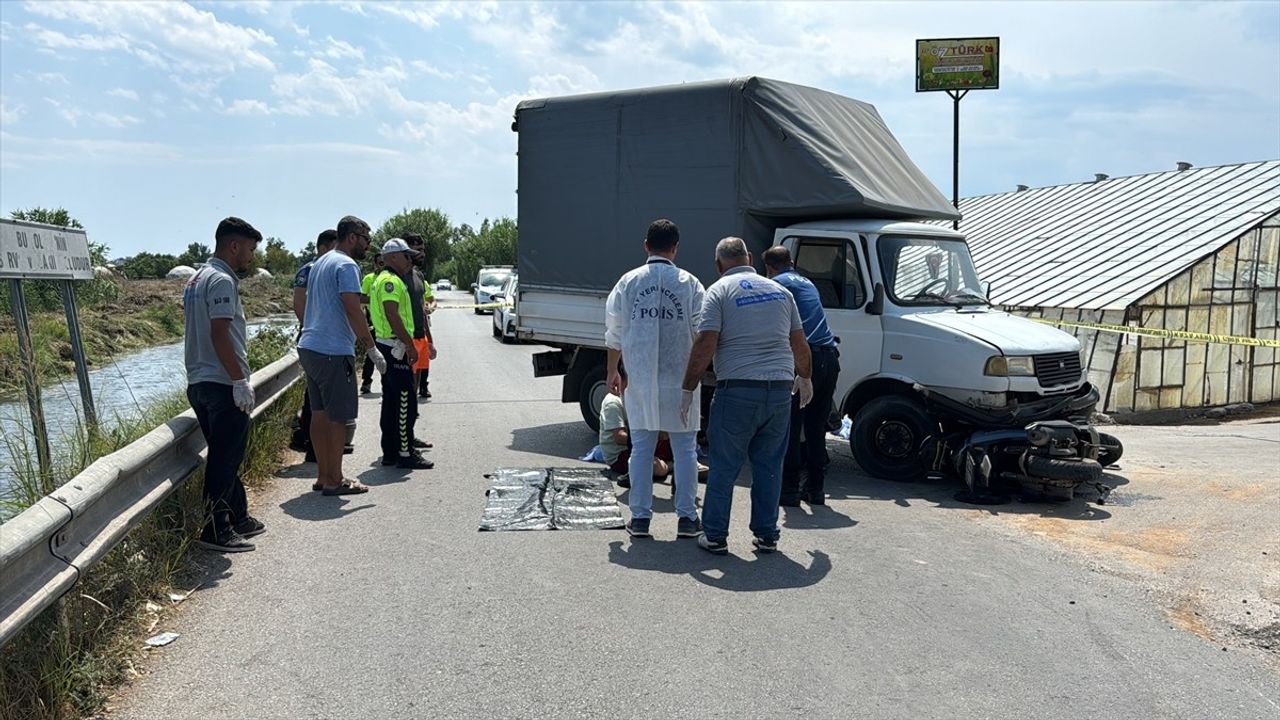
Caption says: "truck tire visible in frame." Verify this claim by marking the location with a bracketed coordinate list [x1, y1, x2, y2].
[1097, 432, 1124, 466]
[579, 364, 608, 433]
[1024, 455, 1102, 484]
[850, 395, 935, 481]
[492, 321, 501, 338]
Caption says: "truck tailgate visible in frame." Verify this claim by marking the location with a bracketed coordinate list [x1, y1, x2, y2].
[517, 289, 607, 349]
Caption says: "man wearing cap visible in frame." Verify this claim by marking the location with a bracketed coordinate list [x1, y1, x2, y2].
[370, 238, 434, 469]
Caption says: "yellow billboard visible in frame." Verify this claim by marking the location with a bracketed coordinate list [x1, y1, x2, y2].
[916, 37, 1000, 92]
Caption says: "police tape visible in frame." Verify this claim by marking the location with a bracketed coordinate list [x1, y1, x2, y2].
[433, 301, 512, 310]
[1029, 317, 1280, 348]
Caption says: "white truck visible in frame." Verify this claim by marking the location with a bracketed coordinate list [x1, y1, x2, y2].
[511, 78, 1120, 501]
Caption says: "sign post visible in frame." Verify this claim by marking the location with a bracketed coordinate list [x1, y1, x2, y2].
[0, 219, 96, 476]
[916, 37, 1000, 230]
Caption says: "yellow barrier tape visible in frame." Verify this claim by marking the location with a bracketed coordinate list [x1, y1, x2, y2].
[1030, 317, 1280, 348]
[434, 302, 512, 310]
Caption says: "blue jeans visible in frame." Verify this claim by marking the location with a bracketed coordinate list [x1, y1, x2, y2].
[628, 429, 699, 521]
[700, 384, 793, 543]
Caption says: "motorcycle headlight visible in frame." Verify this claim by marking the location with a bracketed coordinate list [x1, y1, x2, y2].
[984, 355, 1036, 377]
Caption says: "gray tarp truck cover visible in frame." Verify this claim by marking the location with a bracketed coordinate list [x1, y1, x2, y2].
[514, 76, 960, 294]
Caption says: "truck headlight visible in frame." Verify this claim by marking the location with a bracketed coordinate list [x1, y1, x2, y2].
[984, 355, 1036, 377]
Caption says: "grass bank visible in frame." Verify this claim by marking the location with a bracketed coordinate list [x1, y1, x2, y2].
[0, 276, 293, 398]
[0, 327, 301, 720]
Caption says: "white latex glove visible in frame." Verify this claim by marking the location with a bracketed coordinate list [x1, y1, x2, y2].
[367, 346, 388, 375]
[793, 376, 814, 409]
[679, 389, 695, 426]
[232, 378, 255, 415]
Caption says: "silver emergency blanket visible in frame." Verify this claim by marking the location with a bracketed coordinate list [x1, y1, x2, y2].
[514, 76, 959, 294]
[479, 468, 625, 531]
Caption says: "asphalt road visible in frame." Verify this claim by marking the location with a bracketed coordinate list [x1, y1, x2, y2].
[113, 292, 1280, 720]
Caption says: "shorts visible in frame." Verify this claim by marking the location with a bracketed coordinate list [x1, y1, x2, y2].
[413, 338, 431, 371]
[299, 348, 359, 422]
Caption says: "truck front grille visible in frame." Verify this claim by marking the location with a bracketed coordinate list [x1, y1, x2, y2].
[1034, 352, 1082, 388]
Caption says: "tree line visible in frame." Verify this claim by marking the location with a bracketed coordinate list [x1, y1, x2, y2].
[8, 206, 518, 285]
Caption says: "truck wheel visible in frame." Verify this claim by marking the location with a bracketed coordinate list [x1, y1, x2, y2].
[492, 322, 501, 338]
[1097, 432, 1124, 466]
[1024, 455, 1102, 483]
[579, 364, 608, 433]
[850, 395, 935, 481]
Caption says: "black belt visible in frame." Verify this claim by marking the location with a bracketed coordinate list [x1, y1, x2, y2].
[811, 344, 838, 354]
[716, 379, 792, 390]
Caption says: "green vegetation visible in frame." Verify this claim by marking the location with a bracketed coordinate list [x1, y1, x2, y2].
[0, 328, 300, 720]
[367, 207, 517, 287]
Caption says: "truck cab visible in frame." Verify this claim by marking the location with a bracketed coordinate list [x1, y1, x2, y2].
[778, 219, 1099, 480]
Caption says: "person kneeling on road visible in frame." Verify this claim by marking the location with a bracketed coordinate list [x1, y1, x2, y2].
[370, 238, 434, 470]
[601, 392, 696, 488]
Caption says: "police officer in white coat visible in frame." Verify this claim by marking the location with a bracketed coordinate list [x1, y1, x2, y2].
[605, 219, 706, 540]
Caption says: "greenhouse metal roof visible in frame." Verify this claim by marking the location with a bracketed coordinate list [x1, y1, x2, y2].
[955, 160, 1280, 310]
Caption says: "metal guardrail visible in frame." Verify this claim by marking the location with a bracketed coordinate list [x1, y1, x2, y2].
[0, 351, 302, 646]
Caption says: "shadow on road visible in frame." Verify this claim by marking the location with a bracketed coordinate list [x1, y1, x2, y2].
[607, 539, 832, 592]
[510, 421, 597, 461]
[278, 491, 375, 521]
[781, 504, 858, 530]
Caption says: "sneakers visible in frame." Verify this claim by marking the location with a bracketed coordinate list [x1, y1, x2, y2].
[397, 451, 434, 469]
[752, 536, 778, 554]
[807, 494, 826, 506]
[697, 534, 728, 555]
[625, 517, 651, 538]
[412, 438, 433, 450]
[360, 382, 372, 395]
[196, 530, 255, 553]
[233, 515, 266, 538]
[676, 516, 703, 538]
[615, 473, 631, 489]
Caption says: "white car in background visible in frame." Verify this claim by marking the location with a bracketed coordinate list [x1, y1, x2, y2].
[491, 273, 519, 343]
[435, 278, 453, 291]
[472, 265, 513, 314]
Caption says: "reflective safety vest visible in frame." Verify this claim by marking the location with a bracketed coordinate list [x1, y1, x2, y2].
[370, 270, 414, 340]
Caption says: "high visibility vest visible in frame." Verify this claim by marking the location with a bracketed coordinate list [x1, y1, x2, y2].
[370, 270, 414, 340]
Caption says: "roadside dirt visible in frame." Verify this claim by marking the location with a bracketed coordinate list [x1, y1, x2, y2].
[970, 417, 1280, 666]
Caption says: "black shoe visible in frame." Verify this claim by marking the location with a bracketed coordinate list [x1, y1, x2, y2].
[676, 516, 702, 538]
[615, 473, 631, 489]
[360, 383, 372, 395]
[697, 534, 728, 554]
[779, 496, 802, 507]
[288, 434, 309, 453]
[807, 494, 826, 506]
[412, 438, 432, 450]
[382, 455, 399, 466]
[752, 536, 778, 554]
[421, 390, 432, 399]
[397, 451, 434, 469]
[196, 530, 255, 553]
[233, 516, 266, 539]
[304, 449, 317, 463]
[343, 444, 354, 455]
[625, 518, 651, 538]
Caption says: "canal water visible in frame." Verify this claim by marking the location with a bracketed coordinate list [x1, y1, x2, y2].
[0, 317, 296, 496]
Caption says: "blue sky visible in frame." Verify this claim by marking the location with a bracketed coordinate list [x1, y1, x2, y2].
[1, 1, 1277, 258]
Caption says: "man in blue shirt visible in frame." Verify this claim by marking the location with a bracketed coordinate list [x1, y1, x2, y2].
[764, 246, 841, 506]
[299, 215, 385, 495]
[289, 228, 337, 461]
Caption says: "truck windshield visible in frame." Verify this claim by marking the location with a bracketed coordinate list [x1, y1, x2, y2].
[878, 236, 988, 307]
[479, 270, 510, 287]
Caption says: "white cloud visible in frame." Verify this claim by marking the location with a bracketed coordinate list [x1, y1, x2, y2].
[319, 36, 363, 61]
[373, 1, 497, 30]
[108, 88, 140, 101]
[0, 132, 182, 164]
[23, 1, 277, 74]
[45, 98, 141, 128]
[223, 98, 271, 116]
[0, 98, 26, 127]
[410, 61, 455, 81]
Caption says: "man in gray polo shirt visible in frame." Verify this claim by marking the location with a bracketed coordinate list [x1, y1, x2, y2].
[183, 216, 263, 553]
[681, 237, 813, 555]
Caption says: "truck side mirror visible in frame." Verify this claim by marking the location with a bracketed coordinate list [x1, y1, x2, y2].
[981, 281, 993, 299]
[471, 283, 479, 291]
[866, 283, 885, 315]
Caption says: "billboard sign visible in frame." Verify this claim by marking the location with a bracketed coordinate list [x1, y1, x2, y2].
[916, 37, 1000, 92]
[0, 218, 94, 280]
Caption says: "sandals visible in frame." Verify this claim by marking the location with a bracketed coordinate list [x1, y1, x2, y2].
[316, 479, 370, 495]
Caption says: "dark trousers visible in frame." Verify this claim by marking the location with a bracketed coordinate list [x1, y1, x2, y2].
[362, 355, 376, 387]
[781, 346, 840, 502]
[295, 386, 313, 451]
[378, 343, 418, 458]
[187, 382, 250, 536]
[418, 368, 430, 396]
